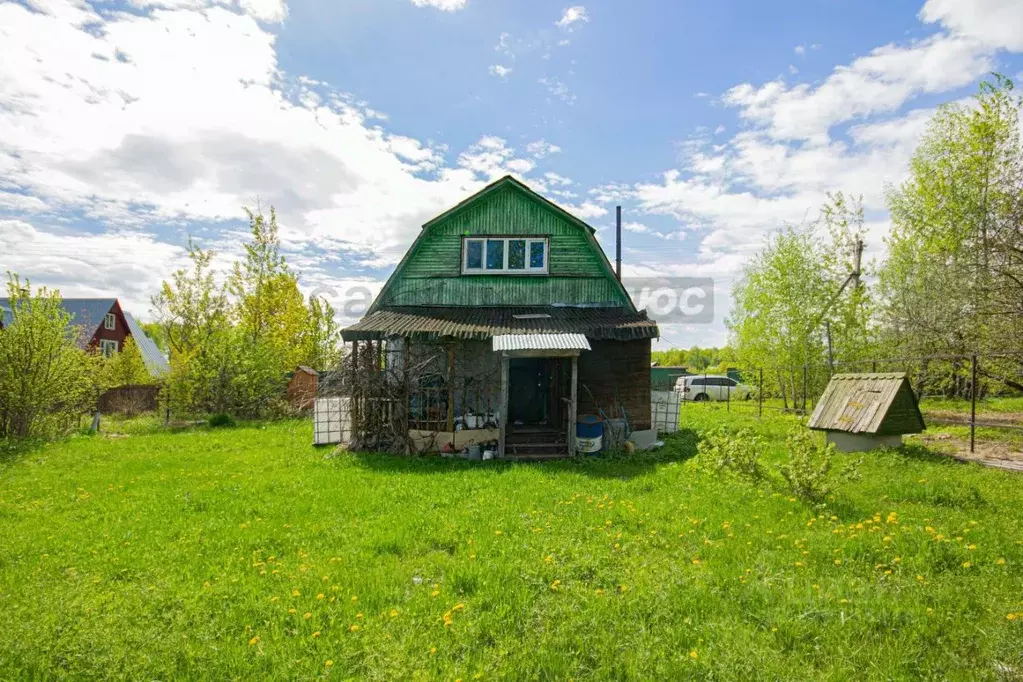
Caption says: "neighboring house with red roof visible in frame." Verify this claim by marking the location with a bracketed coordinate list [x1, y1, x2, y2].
[0, 297, 169, 378]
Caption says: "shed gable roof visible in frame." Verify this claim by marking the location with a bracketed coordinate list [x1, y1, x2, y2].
[808, 373, 925, 435]
[367, 175, 634, 313]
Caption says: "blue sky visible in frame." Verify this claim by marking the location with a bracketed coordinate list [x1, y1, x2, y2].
[2, 0, 1022, 348]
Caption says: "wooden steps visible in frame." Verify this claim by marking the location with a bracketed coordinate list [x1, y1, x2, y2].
[505, 425, 569, 458]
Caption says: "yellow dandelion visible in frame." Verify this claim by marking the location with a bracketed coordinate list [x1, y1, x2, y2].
[689, 650, 698, 660]
[430, 647, 437, 655]
[351, 595, 358, 602]
[304, 612, 312, 619]
[326, 660, 333, 667]
[288, 608, 297, 614]
[356, 612, 364, 619]
[1008, 613, 1018, 621]
[312, 631, 321, 638]
[292, 589, 300, 597]
[996, 558, 1007, 565]
[316, 593, 325, 600]
[431, 589, 440, 598]
[249, 635, 260, 646]
[962, 561, 972, 568]
[390, 609, 399, 617]
[834, 559, 842, 566]
[452, 603, 465, 611]
[968, 544, 976, 551]
[349, 624, 360, 632]
[494, 530, 503, 536]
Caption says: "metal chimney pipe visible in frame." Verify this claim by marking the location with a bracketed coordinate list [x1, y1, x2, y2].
[615, 205, 622, 281]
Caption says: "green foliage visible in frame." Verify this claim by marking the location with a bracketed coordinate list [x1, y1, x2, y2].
[880, 75, 1023, 358]
[207, 412, 235, 428]
[698, 427, 766, 482]
[779, 429, 860, 505]
[152, 210, 344, 420]
[98, 337, 152, 389]
[651, 346, 735, 372]
[2, 417, 1023, 678]
[0, 275, 99, 438]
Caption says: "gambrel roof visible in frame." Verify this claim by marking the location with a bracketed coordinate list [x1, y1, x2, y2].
[365, 175, 638, 314]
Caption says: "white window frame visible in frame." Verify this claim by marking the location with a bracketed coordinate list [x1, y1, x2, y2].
[99, 339, 119, 358]
[104, 313, 116, 330]
[462, 237, 549, 275]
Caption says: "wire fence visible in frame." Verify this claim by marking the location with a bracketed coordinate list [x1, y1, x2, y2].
[657, 351, 1023, 454]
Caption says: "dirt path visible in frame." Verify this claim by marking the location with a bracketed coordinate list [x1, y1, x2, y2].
[913, 432, 1023, 472]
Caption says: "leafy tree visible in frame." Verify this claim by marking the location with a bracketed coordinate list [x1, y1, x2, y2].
[0, 275, 97, 438]
[151, 241, 233, 416]
[301, 294, 343, 370]
[881, 75, 1023, 360]
[98, 337, 152, 389]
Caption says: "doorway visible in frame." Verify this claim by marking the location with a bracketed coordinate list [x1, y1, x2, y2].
[508, 358, 550, 424]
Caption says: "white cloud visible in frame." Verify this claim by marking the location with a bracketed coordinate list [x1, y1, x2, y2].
[0, 219, 188, 318]
[411, 0, 468, 11]
[456, 136, 536, 180]
[920, 0, 1023, 51]
[622, 221, 649, 234]
[489, 64, 513, 79]
[556, 5, 588, 29]
[0, 0, 529, 274]
[526, 139, 562, 158]
[544, 171, 573, 186]
[723, 33, 991, 141]
[539, 76, 576, 104]
[794, 44, 806, 56]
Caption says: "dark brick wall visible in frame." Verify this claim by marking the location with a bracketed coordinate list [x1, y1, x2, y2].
[577, 339, 652, 430]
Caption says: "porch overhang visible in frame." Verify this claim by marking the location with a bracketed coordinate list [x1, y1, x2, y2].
[340, 306, 659, 342]
[493, 333, 591, 356]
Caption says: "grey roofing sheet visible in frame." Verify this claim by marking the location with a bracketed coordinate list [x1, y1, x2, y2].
[124, 311, 170, 377]
[492, 333, 591, 351]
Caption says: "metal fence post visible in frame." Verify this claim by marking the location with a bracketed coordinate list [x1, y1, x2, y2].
[970, 354, 977, 454]
[758, 368, 763, 419]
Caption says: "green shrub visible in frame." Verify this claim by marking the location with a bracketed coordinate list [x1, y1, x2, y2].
[208, 413, 236, 428]
[698, 427, 766, 482]
[779, 429, 860, 504]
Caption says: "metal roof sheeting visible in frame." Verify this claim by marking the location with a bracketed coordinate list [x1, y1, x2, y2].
[493, 333, 591, 351]
[341, 306, 659, 342]
[0, 297, 116, 346]
[123, 312, 170, 377]
[808, 373, 925, 435]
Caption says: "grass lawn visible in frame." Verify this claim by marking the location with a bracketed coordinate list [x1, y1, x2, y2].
[2, 413, 1023, 680]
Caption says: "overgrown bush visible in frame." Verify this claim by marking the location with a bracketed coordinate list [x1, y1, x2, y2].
[0, 275, 100, 438]
[208, 413, 236, 428]
[698, 427, 766, 482]
[779, 429, 860, 504]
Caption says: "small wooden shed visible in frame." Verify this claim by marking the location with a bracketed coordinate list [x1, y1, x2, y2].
[808, 373, 925, 452]
[287, 366, 319, 411]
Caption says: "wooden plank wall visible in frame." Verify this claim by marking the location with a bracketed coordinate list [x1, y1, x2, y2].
[577, 339, 652, 430]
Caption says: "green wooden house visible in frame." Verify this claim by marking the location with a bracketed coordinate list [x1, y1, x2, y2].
[342, 175, 659, 457]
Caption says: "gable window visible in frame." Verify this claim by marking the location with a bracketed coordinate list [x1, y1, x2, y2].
[462, 237, 549, 274]
[104, 313, 116, 330]
[99, 339, 118, 358]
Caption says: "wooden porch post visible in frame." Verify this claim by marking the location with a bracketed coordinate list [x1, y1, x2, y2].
[568, 355, 578, 456]
[498, 354, 509, 458]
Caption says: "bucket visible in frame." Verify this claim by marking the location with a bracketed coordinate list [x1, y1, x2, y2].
[576, 415, 603, 454]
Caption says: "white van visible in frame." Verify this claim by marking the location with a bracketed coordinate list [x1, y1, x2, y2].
[674, 375, 753, 402]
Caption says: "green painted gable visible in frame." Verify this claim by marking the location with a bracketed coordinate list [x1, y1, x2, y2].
[370, 176, 635, 311]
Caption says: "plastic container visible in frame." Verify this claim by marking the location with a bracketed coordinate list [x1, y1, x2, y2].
[576, 415, 603, 454]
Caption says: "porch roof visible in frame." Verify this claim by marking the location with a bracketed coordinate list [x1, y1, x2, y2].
[341, 306, 659, 342]
[493, 333, 591, 352]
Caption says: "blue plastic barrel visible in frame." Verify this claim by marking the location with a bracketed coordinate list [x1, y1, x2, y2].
[576, 415, 603, 454]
